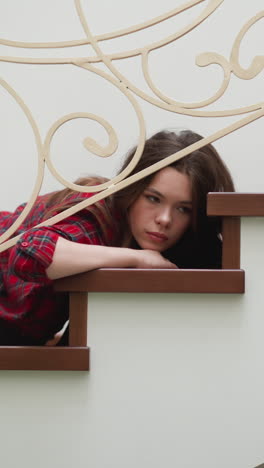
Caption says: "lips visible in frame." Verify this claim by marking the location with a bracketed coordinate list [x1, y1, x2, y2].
[146, 231, 168, 242]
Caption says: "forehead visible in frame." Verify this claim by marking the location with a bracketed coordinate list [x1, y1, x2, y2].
[147, 167, 192, 200]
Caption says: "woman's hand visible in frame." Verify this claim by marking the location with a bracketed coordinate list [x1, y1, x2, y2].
[132, 249, 178, 269]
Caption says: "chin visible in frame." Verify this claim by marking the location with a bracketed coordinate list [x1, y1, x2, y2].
[138, 241, 165, 252]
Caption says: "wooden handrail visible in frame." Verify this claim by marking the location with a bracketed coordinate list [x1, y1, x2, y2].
[0, 347, 89, 371]
[54, 269, 244, 294]
[207, 193, 264, 216]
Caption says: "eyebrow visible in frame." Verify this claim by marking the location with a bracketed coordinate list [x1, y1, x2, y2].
[146, 187, 192, 205]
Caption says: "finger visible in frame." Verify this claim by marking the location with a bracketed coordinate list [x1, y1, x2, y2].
[167, 261, 178, 269]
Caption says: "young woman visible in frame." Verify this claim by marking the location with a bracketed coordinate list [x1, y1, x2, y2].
[0, 129, 234, 345]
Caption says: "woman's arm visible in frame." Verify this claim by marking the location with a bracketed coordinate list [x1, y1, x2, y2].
[46, 236, 177, 280]
[9, 209, 177, 283]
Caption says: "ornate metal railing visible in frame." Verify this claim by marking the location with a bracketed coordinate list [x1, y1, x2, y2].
[0, 0, 263, 252]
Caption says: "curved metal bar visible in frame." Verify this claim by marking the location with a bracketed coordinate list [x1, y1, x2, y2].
[230, 11, 264, 80]
[0, 79, 45, 244]
[141, 51, 232, 109]
[0, 0, 204, 48]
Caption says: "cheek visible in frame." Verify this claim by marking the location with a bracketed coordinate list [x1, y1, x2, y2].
[128, 199, 147, 227]
[172, 216, 191, 238]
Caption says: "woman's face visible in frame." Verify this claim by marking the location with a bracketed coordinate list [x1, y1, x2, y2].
[128, 167, 192, 252]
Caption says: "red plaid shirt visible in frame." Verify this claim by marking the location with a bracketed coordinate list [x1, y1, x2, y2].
[0, 192, 114, 345]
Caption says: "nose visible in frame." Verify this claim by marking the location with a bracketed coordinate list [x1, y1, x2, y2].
[155, 207, 172, 227]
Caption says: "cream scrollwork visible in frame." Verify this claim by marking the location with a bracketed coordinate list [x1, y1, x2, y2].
[1, 0, 262, 117]
[74, 0, 262, 118]
[44, 112, 119, 193]
[44, 107, 145, 193]
[0, 0, 263, 253]
[230, 11, 264, 80]
[141, 51, 232, 110]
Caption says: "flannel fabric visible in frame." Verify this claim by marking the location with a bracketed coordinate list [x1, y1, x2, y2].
[0, 192, 114, 345]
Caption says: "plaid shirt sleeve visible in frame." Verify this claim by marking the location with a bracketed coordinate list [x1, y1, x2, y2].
[8, 209, 107, 283]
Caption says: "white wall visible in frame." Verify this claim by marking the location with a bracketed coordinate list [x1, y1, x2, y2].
[0, 1, 264, 467]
